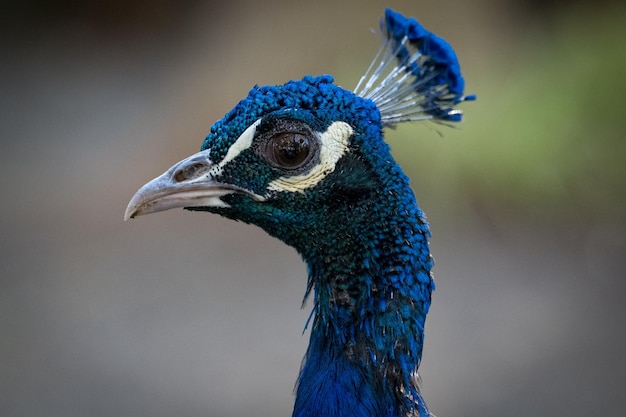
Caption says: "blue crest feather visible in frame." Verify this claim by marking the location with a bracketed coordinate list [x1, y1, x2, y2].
[355, 8, 475, 126]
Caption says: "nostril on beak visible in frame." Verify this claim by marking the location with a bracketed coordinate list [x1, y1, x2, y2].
[174, 169, 186, 182]
[174, 162, 206, 182]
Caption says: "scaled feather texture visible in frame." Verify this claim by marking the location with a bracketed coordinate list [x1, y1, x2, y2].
[125, 8, 474, 417]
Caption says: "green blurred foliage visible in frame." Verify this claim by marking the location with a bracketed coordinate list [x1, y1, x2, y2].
[391, 5, 625, 225]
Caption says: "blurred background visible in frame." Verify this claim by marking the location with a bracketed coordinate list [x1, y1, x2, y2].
[1, 0, 624, 416]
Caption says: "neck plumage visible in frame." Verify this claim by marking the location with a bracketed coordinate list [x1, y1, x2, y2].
[292, 170, 434, 417]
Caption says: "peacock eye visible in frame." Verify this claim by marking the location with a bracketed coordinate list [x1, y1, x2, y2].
[270, 132, 310, 169]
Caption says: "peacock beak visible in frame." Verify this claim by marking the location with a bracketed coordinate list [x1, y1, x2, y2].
[124, 150, 262, 220]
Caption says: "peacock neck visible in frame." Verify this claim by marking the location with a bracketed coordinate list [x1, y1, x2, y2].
[292, 174, 434, 417]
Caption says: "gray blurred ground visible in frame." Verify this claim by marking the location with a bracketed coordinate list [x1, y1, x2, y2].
[1, 1, 625, 416]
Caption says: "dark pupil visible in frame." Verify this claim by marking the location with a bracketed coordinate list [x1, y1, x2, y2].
[273, 133, 309, 167]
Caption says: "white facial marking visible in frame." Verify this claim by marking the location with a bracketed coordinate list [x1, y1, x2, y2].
[267, 121, 353, 193]
[209, 118, 262, 177]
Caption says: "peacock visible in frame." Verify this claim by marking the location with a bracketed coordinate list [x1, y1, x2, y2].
[125, 8, 474, 417]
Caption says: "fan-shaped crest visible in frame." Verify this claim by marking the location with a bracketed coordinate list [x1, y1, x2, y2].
[354, 9, 476, 126]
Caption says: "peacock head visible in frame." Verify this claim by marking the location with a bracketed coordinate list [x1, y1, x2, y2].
[125, 76, 398, 252]
[125, 8, 474, 257]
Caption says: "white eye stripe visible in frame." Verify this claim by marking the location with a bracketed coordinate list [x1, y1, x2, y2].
[210, 118, 262, 177]
[267, 121, 353, 193]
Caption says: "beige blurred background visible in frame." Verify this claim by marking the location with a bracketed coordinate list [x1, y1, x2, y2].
[2, 0, 624, 416]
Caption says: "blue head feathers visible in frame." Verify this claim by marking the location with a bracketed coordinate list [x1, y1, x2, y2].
[125, 8, 474, 417]
[203, 75, 380, 161]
